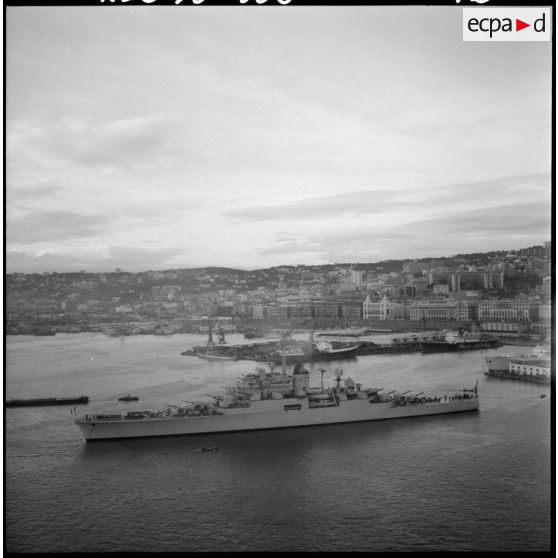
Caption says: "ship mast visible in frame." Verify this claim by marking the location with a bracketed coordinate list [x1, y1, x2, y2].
[334, 368, 343, 392]
[207, 320, 214, 350]
[280, 336, 287, 373]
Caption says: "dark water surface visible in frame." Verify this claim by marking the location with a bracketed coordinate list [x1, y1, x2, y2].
[5, 333, 552, 552]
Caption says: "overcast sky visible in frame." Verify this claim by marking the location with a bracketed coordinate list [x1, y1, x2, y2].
[6, 5, 552, 273]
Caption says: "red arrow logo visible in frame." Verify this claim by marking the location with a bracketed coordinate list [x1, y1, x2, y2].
[516, 19, 530, 31]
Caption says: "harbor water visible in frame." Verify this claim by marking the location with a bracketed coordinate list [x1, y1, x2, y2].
[5, 333, 552, 552]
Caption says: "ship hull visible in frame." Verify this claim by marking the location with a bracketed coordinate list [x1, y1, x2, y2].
[75, 397, 478, 441]
[309, 347, 359, 361]
[197, 353, 238, 361]
[421, 340, 501, 352]
[356, 343, 420, 355]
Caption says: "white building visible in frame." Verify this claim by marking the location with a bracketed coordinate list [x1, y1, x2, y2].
[363, 295, 405, 320]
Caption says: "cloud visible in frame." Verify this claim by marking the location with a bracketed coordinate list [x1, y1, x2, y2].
[7, 115, 177, 176]
[225, 189, 417, 223]
[426, 174, 551, 206]
[6, 245, 188, 274]
[413, 201, 550, 236]
[6, 210, 113, 245]
[69, 116, 175, 168]
[7, 183, 61, 200]
[223, 173, 551, 225]
[252, 199, 551, 265]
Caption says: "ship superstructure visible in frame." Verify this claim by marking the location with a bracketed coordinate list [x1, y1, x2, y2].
[75, 363, 479, 441]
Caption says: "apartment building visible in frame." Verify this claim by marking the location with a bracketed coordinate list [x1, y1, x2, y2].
[449, 271, 504, 292]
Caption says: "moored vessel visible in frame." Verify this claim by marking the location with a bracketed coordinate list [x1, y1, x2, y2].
[118, 394, 139, 402]
[303, 339, 361, 361]
[75, 364, 479, 441]
[421, 329, 501, 352]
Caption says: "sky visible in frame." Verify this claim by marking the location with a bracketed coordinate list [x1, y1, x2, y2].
[5, 5, 553, 273]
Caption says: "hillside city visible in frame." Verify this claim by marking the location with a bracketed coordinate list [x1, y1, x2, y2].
[5, 242, 553, 342]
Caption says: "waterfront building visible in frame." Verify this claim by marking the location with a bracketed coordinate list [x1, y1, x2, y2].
[457, 299, 478, 321]
[288, 302, 313, 320]
[363, 296, 386, 320]
[363, 295, 405, 320]
[312, 302, 340, 320]
[410, 299, 459, 321]
[340, 303, 362, 322]
[478, 298, 530, 322]
[265, 304, 289, 321]
[480, 322, 528, 335]
[510, 360, 550, 376]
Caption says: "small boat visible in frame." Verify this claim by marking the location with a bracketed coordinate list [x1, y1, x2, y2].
[199, 447, 219, 452]
[118, 395, 139, 402]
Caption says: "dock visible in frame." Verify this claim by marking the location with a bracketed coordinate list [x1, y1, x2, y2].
[5, 396, 89, 408]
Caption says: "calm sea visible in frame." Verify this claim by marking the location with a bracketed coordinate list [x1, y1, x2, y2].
[5, 333, 553, 552]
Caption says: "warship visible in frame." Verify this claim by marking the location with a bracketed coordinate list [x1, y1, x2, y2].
[75, 364, 479, 441]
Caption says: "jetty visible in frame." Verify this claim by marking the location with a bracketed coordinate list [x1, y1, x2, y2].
[5, 395, 89, 408]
